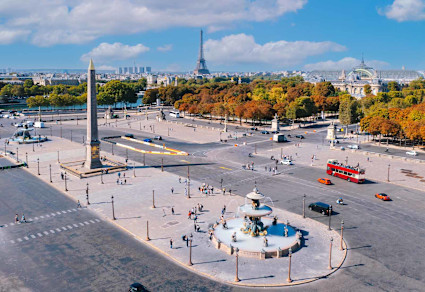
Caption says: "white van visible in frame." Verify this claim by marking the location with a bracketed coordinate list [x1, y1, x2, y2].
[169, 111, 180, 118]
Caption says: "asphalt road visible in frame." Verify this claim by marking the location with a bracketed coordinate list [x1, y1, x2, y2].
[0, 168, 232, 292]
[2, 116, 425, 291]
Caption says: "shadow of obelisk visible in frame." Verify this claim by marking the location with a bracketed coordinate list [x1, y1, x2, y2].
[84, 59, 103, 169]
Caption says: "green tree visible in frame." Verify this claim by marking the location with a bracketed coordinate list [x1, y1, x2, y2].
[102, 80, 137, 105]
[363, 84, 372, 95]
[143, 89, 159, 104]
[387, 81, 400, 91]
[314, 82, 335, 97]
[23, 79, 34, 88]
[0, 84, 13, 97]
[26, 95, 50, 108]
[339, 95, 360, 127]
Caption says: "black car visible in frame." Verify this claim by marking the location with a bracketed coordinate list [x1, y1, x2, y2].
[295, 134, 305, 139]
[250, 127, 258, 131]
[124, 133, 134, 138]
[129, 282, 148, 292]
[308, 202, 332, 216]
[261, 130, 270, 134]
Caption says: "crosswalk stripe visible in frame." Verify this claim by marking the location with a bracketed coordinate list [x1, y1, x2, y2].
[61, 227, 67, 231]
[10, 223, 14, 226]
[62, 211, 67, 214]
[10, 240, 15, 244]
[51, 213, 56, 216]
[67, 210, 72, 212]
[73, 224, 79, 228]
[40, 216, 44, 219]
[34, 217, 39, 220]
[50, 230, 55, 234]
[84, 221, 90, 225]
[55, 228, 61, 232]
[94, 219, 101, 222]
[89, 220, 96, 224]
[79, 223, 84, 226]
[67, 225, 72, 229]
[30, 235, 36, 239]
[24, 236, 29, 240]
[43, 231, 49, 235]
[72, 209, 77, 211]
[46, 214, 50, 217]
[17, 238, 22, 242]
[56, 212, 61, 215]
[4, 224, 8, 227]
[37, 233, 43, 237]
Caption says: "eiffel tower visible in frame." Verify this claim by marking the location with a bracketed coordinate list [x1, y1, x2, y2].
[194, 29, 210, 75]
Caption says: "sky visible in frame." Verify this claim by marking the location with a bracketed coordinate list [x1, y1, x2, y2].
[0, 0, 425, 72]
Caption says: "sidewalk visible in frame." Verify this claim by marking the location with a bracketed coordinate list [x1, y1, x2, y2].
[6, 138, 346, 287]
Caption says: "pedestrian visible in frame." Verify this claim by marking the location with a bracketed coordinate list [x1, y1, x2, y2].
[211, 187, 214, 193]
[15, 214, 19, 224]
[77, 200, 82, 208]
[170, 239, 173, 249]
[116, 179, 119, 184]
[229, 189, 232, 195]
[125, 158, 128, 163]
[61, 172, 64, 180]
[367, 157, 370, 162]
[179, 177, 181, 183]
[21, 214, 26, 223]
[194, 215, 198, 222]
[265, 166, 267, 171]
[163, 208, 166, 217]
[124, 179, 127, 184]
[118, 172, 121, 178]
[171, 187, 174, 194]
[123, 173, 126, 178]
[171, 207, 175, 215]
[188, 211, 191, 219]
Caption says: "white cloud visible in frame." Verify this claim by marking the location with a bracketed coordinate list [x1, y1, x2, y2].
[0, 27, 29, 44]
[0, 0, 308, 46]
[380, 0, 425, 22]
[81, 42, 149, 63]
[157, 44, 173, 52]
[303, 57, 390, 71]
[204, 34, 346, 67]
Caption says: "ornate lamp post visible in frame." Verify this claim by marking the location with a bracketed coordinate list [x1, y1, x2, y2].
[328, 238, 333, 270]
[303, 194, 306, 219]
[287, 247, 292, 283]
[328, 205, 332, 230]
[25, 152, 28, 168]
[49, 164, 52, 183]
[188, 239, 193, 266]
[111, 195, 116, 220]
[86, 182, 90, 205]
[146, 220, 150, 241]
[340, 220, 344, 251]
[234, 247, 240, 282]
[37, 158, 40, 175]
[152, 190, 155, 208]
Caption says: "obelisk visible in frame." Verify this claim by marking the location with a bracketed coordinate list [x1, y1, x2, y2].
[84, 59, 102, 169]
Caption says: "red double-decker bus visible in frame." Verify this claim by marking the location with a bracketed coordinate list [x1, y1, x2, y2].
[326, 159, 365, 183]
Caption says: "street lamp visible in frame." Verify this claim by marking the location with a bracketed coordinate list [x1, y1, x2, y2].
[49, 164, 52, 183]
[16, 147, 19, 162]
[152, 190, 155, 208]
[328, 205, 332, 230]
[328, 238, 333, 270]
[345, 156, 348, 165]
[37, 158, 40, 175]
[25, 152, 28, 168]
[111, 195, 116, 220]
[86, 183, 90, 205]
[64, 172, 68, 191]
[287, 247, 292, 283]
[340, 220, 344, 251]
[303, 194, 306, 219]
[387, 164, 390, 182]
[234, 247, 240, 282]
[146, 220, 150, 241]
[100, 171, 104, 184]
[188, 239, 193, 266]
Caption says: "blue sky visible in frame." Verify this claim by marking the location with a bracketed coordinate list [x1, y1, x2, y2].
[0, 0, 424, 72]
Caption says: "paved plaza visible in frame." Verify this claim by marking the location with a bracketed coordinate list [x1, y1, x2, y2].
[3, 137, 346, 287]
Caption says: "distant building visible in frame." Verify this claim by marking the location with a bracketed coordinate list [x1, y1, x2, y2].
[145, 67, 152, 73]
[157, 76, 173, 86]
[147, 75, 157, 86]
[33, 77, 80, 86]
[193, 29, 210, 75]
[118, 67, 123, 74]
[139, 67, 144, 73]
[306, 59, 424, 98]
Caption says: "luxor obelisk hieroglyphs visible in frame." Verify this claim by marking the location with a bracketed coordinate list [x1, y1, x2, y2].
[85, 59, 102, 169]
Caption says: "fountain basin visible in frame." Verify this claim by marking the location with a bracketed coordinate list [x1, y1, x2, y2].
[212, 217, 301, 259]
[239, 204, 272, 217]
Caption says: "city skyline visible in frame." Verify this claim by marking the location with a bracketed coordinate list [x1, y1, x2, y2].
[0, 0, 425, 71]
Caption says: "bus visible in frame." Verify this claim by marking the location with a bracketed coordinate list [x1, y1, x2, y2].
[169, 111, 181, 118]
[326, 159, 365, 183]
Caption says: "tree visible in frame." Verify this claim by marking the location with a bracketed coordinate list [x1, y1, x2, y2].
[0, 84, 13, 97]
[339, 95, 360, 127]
[143, 89, 158, 105]
[26, 95, 50, 108]
[24, 79, 34, 88]
[313, 82, 335, 97]
[102, 80, 137, 105]
[387, 81, 400, 91]
[363, 84, 372, 95]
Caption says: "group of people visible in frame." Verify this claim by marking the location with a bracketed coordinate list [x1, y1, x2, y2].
[242, 162, 255, 171]
[14, 213, 27, 224]
[116, 172, 127, 185]
[199, 183, 213, 196]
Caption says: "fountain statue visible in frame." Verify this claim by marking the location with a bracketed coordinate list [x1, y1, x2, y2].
[9, 129, 47, 144]
[239, 188, 272, 237]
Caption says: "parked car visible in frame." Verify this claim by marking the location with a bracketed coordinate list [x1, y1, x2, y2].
[308, 202, 332, 216]
[317, 178, 332, 185]
[295, 134, 304, 139]
[375, 193, 391, 201]
[280, 159, 293, 165]
[271, 131, 280, 134]
[129, 282, 148, 292]
[261, 130, 270, 134]
[347, 144, 359, 149]
[124, 133, 134, 138]
[250, 127, 258, 131]
[154, 135, 162, 140]
[143, 138, 152, 142]
[406, 150, 418, 156]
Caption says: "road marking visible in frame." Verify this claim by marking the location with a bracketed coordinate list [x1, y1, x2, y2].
[67, 210, 72, 212]
[89, 220, 96, 224]
[34, 217, 39, 220]
[30, 235, 36, 239]
[50, 213, 56, 216]
[37, 233, 43, 237]
[61, 227, 67, 231]
[43, 231, 49, 235]
[219, 166, 232, 170]
[62, 211, 67, 214]
[4, 224, 7, 227]
[79, 223, 84, 226]
[180, 160, 190, 163]
[17, 238, 22, 242]
[84, 221, 90, 225]
[73, 224, 79, 228]
[10, 223, 14, 226]
[94, 219, 101, 222]
[67, 225, 73, 229]
[56, 212, 61, 215]
[46, 214, 50, 217]
[40, 216, 44, 219]
[50, 230, 55, 234]
[10, 240, 15, 244]
[24, 236, 29, 240]
[55, 228, 61, 232]
[72, 209, 77, 212]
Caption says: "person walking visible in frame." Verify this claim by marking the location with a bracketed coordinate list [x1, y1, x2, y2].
[21, 214, 26, 223]
[171, 207, 175, 215]
[77, 200, 82, 208]
[179, 177, 181, 183]
[124, 179, 127, 184]
[118, 172, 121, 178]
[170, 239, 173, 249]
[15, 214, 19, 224]
[171, 187, 174, 194]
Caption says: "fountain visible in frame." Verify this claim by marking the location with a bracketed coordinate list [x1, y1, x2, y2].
[9, 129, 47, 144]
[212, 187, 302, 259]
